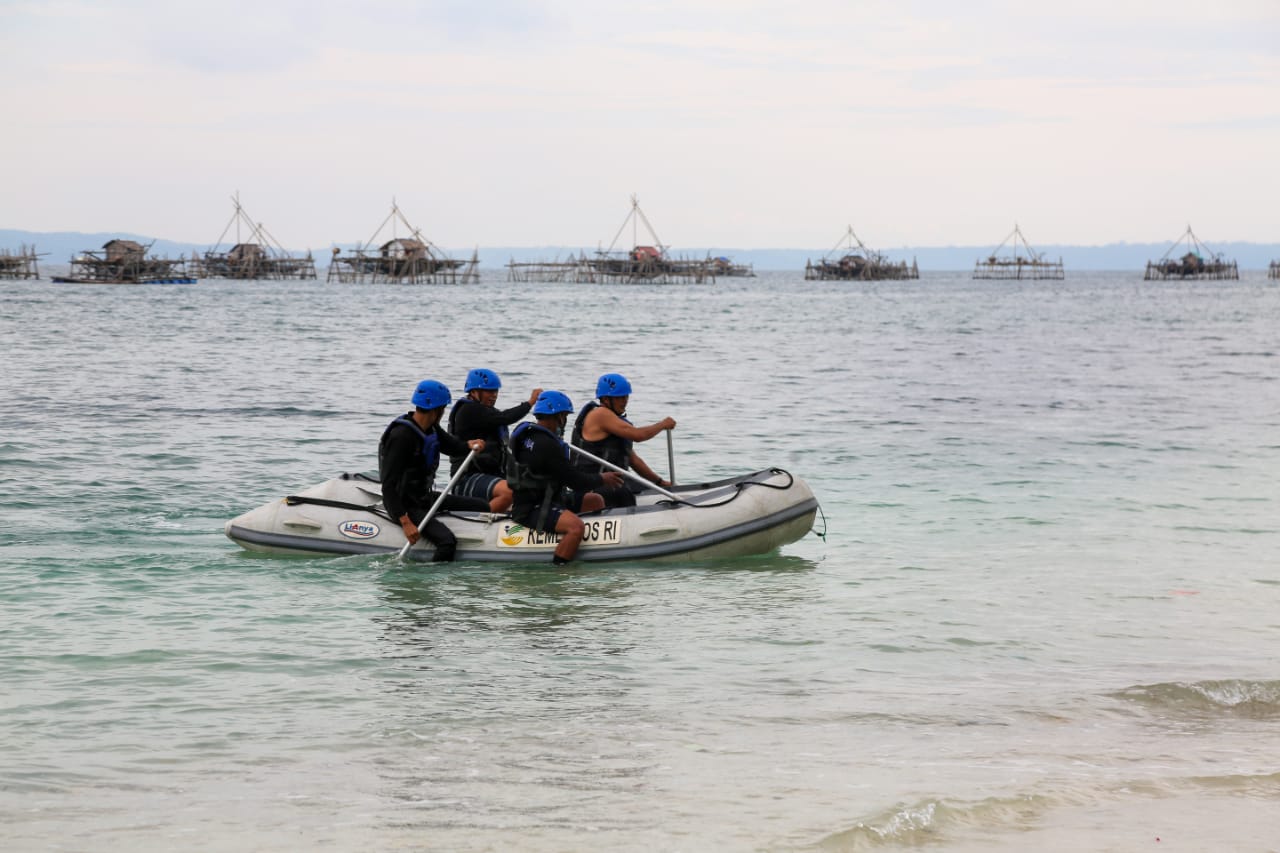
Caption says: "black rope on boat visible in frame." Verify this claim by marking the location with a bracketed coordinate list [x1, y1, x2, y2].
[288, 491, 391, 517]
[287, 468, 801, 521]
[653, 467, 797, 510]
[810, 501, 828, 541]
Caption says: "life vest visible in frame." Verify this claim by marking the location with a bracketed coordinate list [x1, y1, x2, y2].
[378, 413, 441, 495]
[571, 400, 633, 471]
[507, 421, 568, 498]
[447, 397, 509, 475]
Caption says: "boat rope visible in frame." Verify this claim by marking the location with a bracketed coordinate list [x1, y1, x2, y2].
[284, 495, 394, 521]
[293, 468, 803, 522]
[810, 501, 828, 541]
[650, 467, 797, 510]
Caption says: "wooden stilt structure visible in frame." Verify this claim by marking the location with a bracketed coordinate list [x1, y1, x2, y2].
[1268, 260, 1279, 280]
[51, 239, 195, 284]
[0, 244, 42, 280]
[507, 253, 589, 282]
[1144, 226, 1238, 281]
[805, 226, 918, 281]
[506, 196, 715, 284]
[707, 255, 755, 277]
[328, 202, 476, 284]
[586, 196, 713, 284]
[193, 194, 317, 280]
[973, 224, 1064, 280]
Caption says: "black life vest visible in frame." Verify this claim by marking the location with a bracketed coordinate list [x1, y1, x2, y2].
[507, 421, 568, 498]
[571, 400, 633, 472]
[447, 397, 509, 476]
[378, 414, 441, 495]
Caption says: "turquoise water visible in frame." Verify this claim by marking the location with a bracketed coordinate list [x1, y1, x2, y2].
[2, 272, 1278, 851]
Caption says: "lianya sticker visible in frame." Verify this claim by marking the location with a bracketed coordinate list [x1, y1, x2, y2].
[339, 520, 380, 539]
[497, 519, 622, 548]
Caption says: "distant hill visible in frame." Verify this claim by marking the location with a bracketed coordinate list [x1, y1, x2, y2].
[4, 229, 1278, 272]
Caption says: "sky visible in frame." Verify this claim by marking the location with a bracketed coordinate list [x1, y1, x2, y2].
[2, 0, 1277, 251]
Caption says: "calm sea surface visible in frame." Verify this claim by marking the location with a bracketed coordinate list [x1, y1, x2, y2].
[1, 271, 1278, 852]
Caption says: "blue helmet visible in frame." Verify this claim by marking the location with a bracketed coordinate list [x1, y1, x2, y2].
[532, 390, 573, 416]
[464, 368, 501, 392]
[411, 379, 451, 411]
[596, 373, 632, 398]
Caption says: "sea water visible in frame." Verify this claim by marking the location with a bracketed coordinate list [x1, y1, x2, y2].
[1, 271, 1277, 852]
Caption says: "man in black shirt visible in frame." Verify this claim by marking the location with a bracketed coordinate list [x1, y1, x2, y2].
[447, 368, 541, 513]
[507, 390, 623, 565]
[379, 379, 487, 562]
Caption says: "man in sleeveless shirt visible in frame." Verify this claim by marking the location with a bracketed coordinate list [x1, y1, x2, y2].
[570, 373, 676, 508]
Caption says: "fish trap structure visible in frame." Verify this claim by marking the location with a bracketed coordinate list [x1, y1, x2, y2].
[506, 253, 590, 283]
[1268, 260, 1279, 280]
[805, 226, 918, 281]
[707, 255, 755, 277]
[0, 244, 41, 279]
[973, 224, 1064, 280]
[508, 196, 715, 284]
[1144, 226, 1238, 281]
[193, 195, 317, 280]
[328, 202, 478, 285]
[51, 239, 194, 284]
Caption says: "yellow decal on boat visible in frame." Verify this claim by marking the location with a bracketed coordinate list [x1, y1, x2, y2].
[499, 525, 527, 547]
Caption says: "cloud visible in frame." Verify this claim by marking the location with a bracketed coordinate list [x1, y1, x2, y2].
[3, 0, 1278, 245]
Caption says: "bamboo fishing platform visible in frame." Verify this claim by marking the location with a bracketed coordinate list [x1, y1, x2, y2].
[805, 226, 918, 281]
[1268, 260, 1279, 280]
[327, 202, 478, 285]
[51, 239, 195, 284]
[707, 256, 755, 277]
[973, 224, 1064, 280]
[192, 195, 317, 280]
[1144, 226, 1238, 281]
[0, 244, 41, 280]
[507, 196, 716, 284]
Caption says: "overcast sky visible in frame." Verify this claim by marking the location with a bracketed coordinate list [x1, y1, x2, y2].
[2, 0, 1277, 250]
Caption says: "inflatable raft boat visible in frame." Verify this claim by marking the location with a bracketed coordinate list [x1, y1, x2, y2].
[225, 468, 819, 563]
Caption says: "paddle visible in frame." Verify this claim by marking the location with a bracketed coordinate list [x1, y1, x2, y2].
[397, 448, 479, 561]
[568, 444, 682, 502]
[666, 429, 676, 485]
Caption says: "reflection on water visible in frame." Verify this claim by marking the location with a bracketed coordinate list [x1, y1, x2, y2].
[374, 552, 820, 646]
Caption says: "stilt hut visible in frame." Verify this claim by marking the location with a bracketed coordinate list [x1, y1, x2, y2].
[583, 196, 713, 283]
[805, 226, 918, 281]
[1144, 226, 1238, 281]
[0, 244, 42, 280]
[327, 202, 477, 284]
[51, 239, 195, 284]
[973, 224, 1064, 280]
[193, 194, 317, 280]
[507, 195, 715, 284]
[707, 255, 755, 277]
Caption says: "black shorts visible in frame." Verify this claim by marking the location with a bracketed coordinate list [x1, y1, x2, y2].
[511, 489, 584, 534]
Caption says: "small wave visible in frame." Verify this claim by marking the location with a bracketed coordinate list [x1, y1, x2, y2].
[1110, 680, 1280, 719]
[816, 794, 1050, 850]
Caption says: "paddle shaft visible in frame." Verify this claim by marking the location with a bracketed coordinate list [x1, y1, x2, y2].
[666, 429, 676, 485]
[397, 448, 479, 560]
[568, 443, 681, 502]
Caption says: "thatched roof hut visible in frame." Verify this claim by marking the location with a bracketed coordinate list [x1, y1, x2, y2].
[103, 239, 145, 262]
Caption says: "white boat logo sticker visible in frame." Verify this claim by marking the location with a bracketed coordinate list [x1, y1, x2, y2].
[339, 520, 380, 539]
[497, 519, 622, 548]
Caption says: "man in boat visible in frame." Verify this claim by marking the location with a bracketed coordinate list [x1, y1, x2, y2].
[570, 373, 676, 508]
[508, 390, 623, 565]
[379, 379, 487, 562]
[446, 368, 542, 513]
